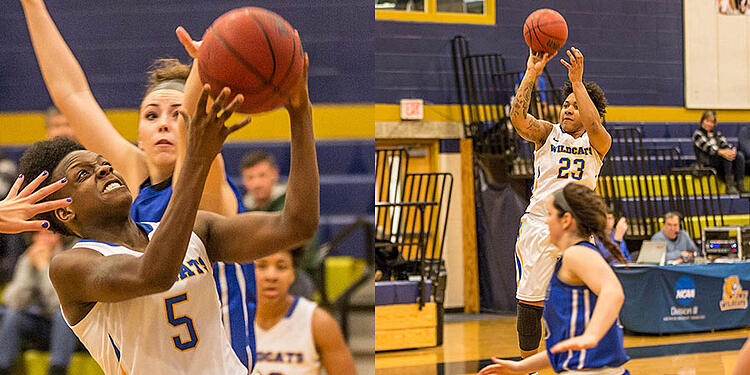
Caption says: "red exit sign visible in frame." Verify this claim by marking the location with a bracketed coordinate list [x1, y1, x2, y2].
[400, 99, 424, 120]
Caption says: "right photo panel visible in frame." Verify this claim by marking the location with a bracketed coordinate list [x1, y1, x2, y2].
[375, 1, 750, 374]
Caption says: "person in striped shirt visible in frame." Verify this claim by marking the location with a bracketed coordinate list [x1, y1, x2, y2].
[693, 110, 748, 194]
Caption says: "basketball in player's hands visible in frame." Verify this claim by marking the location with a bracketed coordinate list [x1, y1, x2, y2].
[523, 8, 568, 55]
[198, 7, 305, 114]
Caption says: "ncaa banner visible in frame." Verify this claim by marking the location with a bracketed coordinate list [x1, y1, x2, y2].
[614, 263, 750, 334]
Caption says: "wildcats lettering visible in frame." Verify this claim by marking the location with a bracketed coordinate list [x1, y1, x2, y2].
[257, 351, 304, 364]
[551, 144, 592, 156]
[175, 257, 210, 282]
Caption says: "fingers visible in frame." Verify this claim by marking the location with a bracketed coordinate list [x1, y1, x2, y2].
[226, 116, 252, 134]
[219, 94, 244, 123]
[31, 198, 72, 217]
[560, 58, 572, 69]
[196, 84, 211, 119]
[8, 220, 51, 234]
[176, 26, 199, 58]
[18, 171, 50, 198]
[209, 87, 231, 117]
[5, 174, 25, 200]
[26, 177, 68, 203]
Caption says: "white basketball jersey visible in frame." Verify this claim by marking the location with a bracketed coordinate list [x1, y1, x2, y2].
[65, 222, 247, 375]
[254, 297, 321, 375]
[526, 124, 603, 219]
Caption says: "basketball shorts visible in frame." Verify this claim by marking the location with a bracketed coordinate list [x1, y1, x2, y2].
[514, 214, 559, 302]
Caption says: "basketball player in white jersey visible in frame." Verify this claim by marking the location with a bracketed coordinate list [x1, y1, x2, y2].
[510, 47, 611, 361]
[254, 249, 355, 375]
[16, 82, 319, 375]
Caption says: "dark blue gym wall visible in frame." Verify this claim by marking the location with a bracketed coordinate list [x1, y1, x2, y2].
[0, 0, 373, 111]
[376, 1, 684, 106]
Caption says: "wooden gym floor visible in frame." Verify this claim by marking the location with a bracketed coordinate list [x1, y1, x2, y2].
[375, 314, 750, 375]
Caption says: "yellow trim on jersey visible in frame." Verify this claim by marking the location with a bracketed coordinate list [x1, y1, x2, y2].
[0, 104, 373, 145]
[375, 104, 750, 123]
[376, 0, 495, 24]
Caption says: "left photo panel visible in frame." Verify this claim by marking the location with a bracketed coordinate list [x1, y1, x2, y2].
[0, 1, 374, 375]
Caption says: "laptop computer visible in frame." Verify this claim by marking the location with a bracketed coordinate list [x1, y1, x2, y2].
[635, 240, 667, 265]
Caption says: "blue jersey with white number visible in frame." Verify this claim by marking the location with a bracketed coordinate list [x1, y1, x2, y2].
[544, 241, 629, 372]
[131, 175, 256, 370]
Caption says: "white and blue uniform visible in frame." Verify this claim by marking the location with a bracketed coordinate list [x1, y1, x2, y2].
[544, 241, 629, 374]
[64, 223, 247, 375]
[131, 176, 256, 370]
[254, 297, 321, 375]
[515, 124, 603, 301]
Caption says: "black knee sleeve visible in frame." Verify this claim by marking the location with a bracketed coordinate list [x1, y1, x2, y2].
[517, 302, 543, 351]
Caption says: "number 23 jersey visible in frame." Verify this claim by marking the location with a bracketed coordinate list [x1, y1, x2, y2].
[64, 222, 247, 375]
[526, 124, 603, 219]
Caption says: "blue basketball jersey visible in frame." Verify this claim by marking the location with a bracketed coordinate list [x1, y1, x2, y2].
[544, 241, 629, 373]
[130, 175, 257, 370]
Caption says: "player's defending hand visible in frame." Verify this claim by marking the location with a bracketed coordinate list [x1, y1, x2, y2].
[179, 85, 251, 162]
[0, 172, 71, 234]
[550, 332, 598, 353]
[477, 357, 525, 375]
[526, 47, 556, 76]
[176, 26, 202, 59]
[560, 47, 584, 83]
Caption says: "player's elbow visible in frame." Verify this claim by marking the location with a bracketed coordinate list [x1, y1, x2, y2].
[145, 273, 178, 294]
[283, 210, 319, 244]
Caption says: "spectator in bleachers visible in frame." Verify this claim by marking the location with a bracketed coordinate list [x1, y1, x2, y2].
[0, 231, 78, 375]
[254, 248, 356, 375]
[650, 212, 700, 264]
[693, 110, 748, 194]
[43, 107, 75, 141]
[738, 125, 750, 177]
[241, 151, 319, 299]
[594, 208, 632, 264]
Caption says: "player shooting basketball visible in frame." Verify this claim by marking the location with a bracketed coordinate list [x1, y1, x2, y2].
[509, 46, 611, 361]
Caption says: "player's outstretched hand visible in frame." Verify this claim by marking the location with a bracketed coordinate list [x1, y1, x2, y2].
[179, 85, 251, 162]
[285, 33, 310, 113]
[560, 47, 584, 83]
[526, 47, 556, 75]
[550, 332, 598, 353]
[477, 357, 524, 375]
[176, 26, 202, 59]
[0, 172, 71, 234]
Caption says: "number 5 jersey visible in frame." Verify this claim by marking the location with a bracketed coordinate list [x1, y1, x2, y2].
[63, 222, 247, 375]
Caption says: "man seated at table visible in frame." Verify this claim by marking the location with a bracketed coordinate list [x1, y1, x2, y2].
[650, 212, 700, 264]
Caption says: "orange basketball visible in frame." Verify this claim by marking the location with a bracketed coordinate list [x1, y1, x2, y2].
[198, 7, 304, 114]
[523, 9, 568, 55]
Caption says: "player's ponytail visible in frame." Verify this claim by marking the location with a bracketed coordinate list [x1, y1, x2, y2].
[552, 183, 626, 264]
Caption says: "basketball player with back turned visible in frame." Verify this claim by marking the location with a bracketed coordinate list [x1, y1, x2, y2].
[509, 46, 611, 363]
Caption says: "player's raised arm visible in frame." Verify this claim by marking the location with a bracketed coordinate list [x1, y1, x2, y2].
[510, 48, 556, 149]
[195, 54, 318, 264]
[49, 87, 250, 304]
[560, 47, 611, 158]
[19, 0, 148, 193]
[172, 28, 240, 216]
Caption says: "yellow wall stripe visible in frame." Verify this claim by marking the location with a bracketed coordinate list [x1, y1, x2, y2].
[0, 104, 373, 145]
[375, 104, 750, 123]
